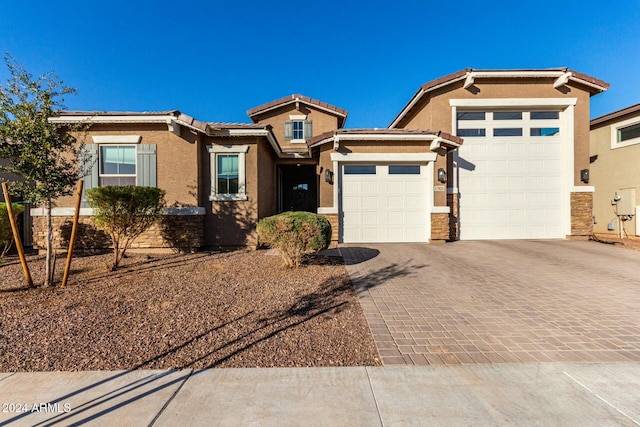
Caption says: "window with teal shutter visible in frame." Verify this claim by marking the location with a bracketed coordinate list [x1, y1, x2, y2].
[284, 121, 293, 140]
[304, 120, 312, 139]
[136, 144, 157, 187]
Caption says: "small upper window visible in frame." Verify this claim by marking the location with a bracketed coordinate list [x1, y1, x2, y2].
[293, 121, 304, 140]
[493, 112, 522, 120]
[531, 111, 559, 120]
[457, 112, 485, 121]
[618, 123, 640, 143]
[285, 120, 312, 142]
[99, 145, 136, 186]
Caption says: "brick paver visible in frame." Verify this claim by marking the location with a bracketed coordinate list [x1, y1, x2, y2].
[341, 241, 640, 366]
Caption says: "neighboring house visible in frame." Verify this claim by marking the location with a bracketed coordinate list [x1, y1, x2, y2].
[32, 68, 609, 251]
[590, 103, 640, 238]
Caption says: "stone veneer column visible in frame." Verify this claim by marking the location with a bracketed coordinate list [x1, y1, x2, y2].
[447, 193, 459, 241]
[430, 213, 449, 243]
[570, 192, 593, 239]
[319, 213, 339, 243]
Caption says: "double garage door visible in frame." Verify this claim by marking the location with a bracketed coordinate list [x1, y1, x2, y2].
[340, 164, 429, 243]
[456, 110, 565, 240]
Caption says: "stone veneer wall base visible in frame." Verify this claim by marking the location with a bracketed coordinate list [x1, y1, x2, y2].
[570, 192, 594, 238]
[32, 214, 205, 253]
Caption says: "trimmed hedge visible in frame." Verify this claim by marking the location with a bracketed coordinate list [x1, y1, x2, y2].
[257, 211, 331, 268]
[87, 186, 166, 269]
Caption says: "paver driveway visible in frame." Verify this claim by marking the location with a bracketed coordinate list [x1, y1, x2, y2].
[340, 240, 640, 366]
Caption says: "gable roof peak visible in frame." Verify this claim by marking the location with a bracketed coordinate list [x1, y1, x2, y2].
[247, 94, 348, 127]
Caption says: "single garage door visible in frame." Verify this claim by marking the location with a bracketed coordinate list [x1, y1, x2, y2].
[340, 163, 429, 243]
[457, 110, 564, 240]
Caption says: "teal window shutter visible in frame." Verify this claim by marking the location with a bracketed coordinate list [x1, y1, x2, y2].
[136, 144, 157, 187]
[80, 144, 99, 208]
[304, 120, 313, 139]
[284, 121, 293, 140]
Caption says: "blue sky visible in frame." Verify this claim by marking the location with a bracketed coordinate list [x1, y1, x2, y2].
[1, 0, 638, 128]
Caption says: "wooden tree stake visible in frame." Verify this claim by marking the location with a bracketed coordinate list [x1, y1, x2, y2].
[1, 182, 33, 288]
[61, 180, 83, 288]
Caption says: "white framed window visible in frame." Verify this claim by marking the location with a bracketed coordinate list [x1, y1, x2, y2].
[208, 145, 249, 201]
[293, 120, 304, 140]
[99, 145, 137, 186]
[611, 116, 640, 149]
[285, 115, 312, 143]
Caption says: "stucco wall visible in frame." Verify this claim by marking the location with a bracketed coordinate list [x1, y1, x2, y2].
[590, 117, 640, 236]
[257, 138, 277, 220]
[55, 123, 199, 208]
[202, 136, 259, 247]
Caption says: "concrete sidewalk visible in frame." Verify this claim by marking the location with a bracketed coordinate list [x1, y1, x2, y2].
[1, 363, 639, 426]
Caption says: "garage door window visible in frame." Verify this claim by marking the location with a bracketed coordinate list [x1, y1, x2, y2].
[344, 165, 376, 174]
[531, 111, 559, 120]
[494, 128, 523, 137]
[457, 128, 486, 137]
[389, 165, 420, 174]
[493, 112, 522, 120]
[531, 127, 560, 136]
[457, 112, 485, 120]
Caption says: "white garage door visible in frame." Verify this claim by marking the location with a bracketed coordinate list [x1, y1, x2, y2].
[340, 164, 429, 243]
[456, 110, 565, 240]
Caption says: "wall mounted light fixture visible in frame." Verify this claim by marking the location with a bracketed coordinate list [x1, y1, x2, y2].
[437, 168, 447, 183]
[580, 169, 589, 183]
[324, 169, 333, 184]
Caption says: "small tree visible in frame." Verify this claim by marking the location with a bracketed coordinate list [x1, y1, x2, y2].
[257, 211, 331, 268]
[0, 54, 88, 286]
[0, 202, 25, 262]
[87, 186, 166, 270]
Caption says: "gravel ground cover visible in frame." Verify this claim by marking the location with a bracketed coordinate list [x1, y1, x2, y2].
[0, 250, 380, 371]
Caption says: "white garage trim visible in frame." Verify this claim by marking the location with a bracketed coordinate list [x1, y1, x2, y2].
[330, 152, 438, 162]
[450, 98, 577, 108]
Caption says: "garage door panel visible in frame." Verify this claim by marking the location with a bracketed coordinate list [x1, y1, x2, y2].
[361, 196, 378, 209]
[341, 163, 429, 243]
[361, 181, 378, 193]
[458, 109, 564, 240]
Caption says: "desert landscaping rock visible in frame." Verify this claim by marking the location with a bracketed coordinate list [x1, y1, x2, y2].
[0, 250, 381, 371]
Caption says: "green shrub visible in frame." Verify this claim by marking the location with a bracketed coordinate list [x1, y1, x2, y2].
[87, 186, 166, 270]
[0, 202, 25, 260]
[257, 211, 331, 268]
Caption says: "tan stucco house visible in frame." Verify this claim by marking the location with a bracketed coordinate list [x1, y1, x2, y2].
[590, 103, 640, 238]
[31, 68, 609, 251]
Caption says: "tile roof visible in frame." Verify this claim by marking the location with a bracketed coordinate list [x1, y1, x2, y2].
[206, 122, 267, 130]
[391, 68, 610, 128]
[591, 102, 640, 128]
[247, 94, 348, 126]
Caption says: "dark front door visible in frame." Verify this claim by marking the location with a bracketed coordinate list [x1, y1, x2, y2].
[279, 165, 318, 213]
